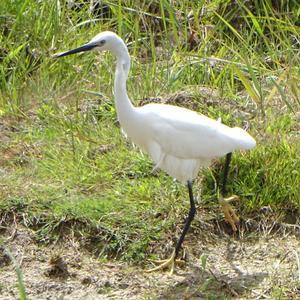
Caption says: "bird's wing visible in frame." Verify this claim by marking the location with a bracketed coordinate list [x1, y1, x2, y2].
[138, 104, 253, 159]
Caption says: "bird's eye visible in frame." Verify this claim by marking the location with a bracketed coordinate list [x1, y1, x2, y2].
[99, 40, 106, 46]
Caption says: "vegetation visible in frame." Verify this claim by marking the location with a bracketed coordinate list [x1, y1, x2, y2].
[0, 0, 299, 263]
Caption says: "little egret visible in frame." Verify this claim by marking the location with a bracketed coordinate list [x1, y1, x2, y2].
[54, 31, 256, 274]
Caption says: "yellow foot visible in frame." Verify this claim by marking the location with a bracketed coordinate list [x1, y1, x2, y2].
[146, 250, 184, 275]
[219, 195, 240, 231]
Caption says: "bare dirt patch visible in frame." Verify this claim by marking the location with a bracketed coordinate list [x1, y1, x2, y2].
[1, 223, 300, 300]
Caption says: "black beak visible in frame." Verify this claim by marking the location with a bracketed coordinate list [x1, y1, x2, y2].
[53, 43, 98, 58]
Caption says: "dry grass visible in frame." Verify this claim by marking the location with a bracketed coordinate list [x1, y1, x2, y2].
[1, 216, 300, 299]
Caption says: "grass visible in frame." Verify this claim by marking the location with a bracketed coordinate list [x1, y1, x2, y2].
[4, 249, 28, 300]
[0, 0, 299, 264]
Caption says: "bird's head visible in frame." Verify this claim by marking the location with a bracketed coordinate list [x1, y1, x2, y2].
[53, 31, 127, 59]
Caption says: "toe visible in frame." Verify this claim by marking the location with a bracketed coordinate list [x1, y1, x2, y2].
[225, 215, 238, 231]
[146, 250, 176, 273]
[220, 197, 239, 231]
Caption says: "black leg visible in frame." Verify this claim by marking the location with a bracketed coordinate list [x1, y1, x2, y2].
[222, 152, 232, 197]
[174, 180, 196, 259]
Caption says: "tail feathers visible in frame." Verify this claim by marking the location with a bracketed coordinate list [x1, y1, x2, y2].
[230, 127, 256, 150]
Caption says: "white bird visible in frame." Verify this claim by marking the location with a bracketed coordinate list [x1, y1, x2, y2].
[54, 31, 256, 274]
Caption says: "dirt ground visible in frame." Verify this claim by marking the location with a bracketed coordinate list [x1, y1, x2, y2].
[1, 220, 300, 300]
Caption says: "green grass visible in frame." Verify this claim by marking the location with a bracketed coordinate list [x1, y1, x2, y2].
[0, 0, 299, 261]
[4, 249, 28, 300]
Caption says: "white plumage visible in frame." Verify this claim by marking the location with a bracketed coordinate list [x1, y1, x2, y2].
[133, 103, 255, 182]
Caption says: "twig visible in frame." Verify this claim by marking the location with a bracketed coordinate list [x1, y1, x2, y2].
[293, 250, 300, 282]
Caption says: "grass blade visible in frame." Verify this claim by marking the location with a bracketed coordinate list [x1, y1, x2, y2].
[5, 249, 28, 300]
[233, 65, 260, 105]
[270, 77, 295, 114]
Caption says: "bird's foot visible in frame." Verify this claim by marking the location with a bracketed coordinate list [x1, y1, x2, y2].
[219, 195, 240, 231]
[146, 249, 185, 275]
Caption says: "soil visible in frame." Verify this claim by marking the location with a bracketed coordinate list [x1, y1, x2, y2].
[1, 222, 300, 300]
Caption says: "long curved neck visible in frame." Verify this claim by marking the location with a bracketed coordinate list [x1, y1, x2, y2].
[113, 45, 135, 125]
